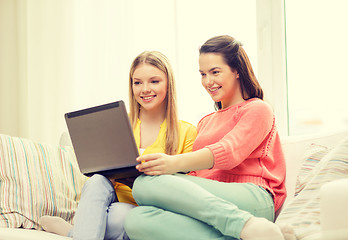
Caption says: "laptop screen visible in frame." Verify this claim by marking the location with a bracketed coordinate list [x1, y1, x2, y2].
[65, 101, 139, 177]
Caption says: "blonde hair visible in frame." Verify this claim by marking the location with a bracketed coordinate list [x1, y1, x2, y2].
[128, 51, 179, 155]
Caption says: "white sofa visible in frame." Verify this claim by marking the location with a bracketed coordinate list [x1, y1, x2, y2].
[1, 130, 348, 240]
[278, 129, 348, 212]
[276, 130, 348, 240]
[0, 133, 86, 240]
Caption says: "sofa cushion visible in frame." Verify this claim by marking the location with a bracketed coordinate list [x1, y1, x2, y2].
[276, 136, 348, 239]
[0, 134, 87, 229]
[280, 130, 348, 208]
[295, 143, 331, 196]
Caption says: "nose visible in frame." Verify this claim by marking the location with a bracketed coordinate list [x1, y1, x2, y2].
[203, 75, 214, 87]
[141, 82, 150, 93]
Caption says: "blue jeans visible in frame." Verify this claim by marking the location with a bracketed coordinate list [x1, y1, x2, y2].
[69, 174, 135, 240]
[125, 174, 275, 240]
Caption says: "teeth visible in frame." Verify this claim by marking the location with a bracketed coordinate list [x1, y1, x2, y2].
[209, 87, 220, 92]
[142, 96, 153, 100]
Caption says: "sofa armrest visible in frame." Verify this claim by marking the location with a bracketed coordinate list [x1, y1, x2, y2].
[320, 178, 348, 239]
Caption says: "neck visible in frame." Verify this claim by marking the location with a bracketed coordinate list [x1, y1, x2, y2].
[139, 105, 166, 124]
[221, 93, 245, 109]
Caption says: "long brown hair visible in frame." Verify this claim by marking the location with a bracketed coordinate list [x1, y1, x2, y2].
[128, 51, 179, 155]
[199, 35, 263, 109]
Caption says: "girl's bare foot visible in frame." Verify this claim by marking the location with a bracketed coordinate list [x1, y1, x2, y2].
[39, 216, 73, 236]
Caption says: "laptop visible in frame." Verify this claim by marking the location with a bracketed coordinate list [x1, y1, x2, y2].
[65, 100, 141, 179]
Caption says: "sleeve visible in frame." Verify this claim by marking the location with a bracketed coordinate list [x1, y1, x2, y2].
[207, 101, 274, 170]
[178, 122, 197, 154]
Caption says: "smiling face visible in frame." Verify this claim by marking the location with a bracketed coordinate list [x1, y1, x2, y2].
[132, 63, 168, 113]
[199, 53, 244, 109]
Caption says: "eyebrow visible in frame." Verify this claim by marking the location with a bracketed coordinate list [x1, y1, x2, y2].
[133, 76, 163, 80]
[199, 67, 221, 73]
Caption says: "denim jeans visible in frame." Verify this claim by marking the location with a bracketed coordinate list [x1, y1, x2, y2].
[125, 174, 274, 240]
[69, 174, 135, 240]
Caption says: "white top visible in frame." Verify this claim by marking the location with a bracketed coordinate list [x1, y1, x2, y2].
[139, 148, 145, 155]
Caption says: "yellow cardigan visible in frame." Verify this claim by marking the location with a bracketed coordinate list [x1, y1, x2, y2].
[114, 119, 197, 205]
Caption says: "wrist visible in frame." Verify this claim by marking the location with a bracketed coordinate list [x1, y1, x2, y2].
[173, 154, 185, 173]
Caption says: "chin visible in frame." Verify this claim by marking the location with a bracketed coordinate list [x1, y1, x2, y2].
[210, 96, 222, 102]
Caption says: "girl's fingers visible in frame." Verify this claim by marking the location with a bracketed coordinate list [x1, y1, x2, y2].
[137, 160, 160, 170]
[142, 164, 166, 175]
[143, 170, 165, 176]
[136, 153, 165, 162]
[136, 160, 153, 171]
[136, 153, 175, 175]
[136, 160, 165, 174]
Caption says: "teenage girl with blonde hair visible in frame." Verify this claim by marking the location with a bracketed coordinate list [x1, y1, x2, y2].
[40, 51, 197, 240]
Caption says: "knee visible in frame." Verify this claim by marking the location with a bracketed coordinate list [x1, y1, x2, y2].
[85, 174, 106, 186]
[82, 174, 114, 196]
[131, 175, 155, 203]
[105, 203, 135, 240]
[132, 175, 169, 205]
[107, 203, 135, 228]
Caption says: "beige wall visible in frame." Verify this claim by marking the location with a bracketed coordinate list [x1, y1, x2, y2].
[0, 0, 21, 137]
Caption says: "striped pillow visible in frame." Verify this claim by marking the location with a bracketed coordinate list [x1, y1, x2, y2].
[295, 144, 331, 196]
[0, 134, 87, 229]
[276, 136, 348, 239]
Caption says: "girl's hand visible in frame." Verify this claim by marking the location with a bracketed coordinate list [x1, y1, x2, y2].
[136, 149, 214, 175]
[136, 153, 180, 175]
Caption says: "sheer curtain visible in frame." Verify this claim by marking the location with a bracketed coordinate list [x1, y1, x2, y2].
[0, 0, 77, 145]
[0, 0, 22, 139]
[1, 0, 131, 144]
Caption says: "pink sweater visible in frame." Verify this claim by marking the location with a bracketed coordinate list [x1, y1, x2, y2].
[189, 98, 286, 211]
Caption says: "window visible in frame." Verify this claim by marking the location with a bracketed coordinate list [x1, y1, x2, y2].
[175, 0, 258, 125]
[285, 0, 348, 135]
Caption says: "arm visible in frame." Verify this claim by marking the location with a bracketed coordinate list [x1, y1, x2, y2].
[206, 101, 274, 170]
[137, 101, 274, 175]
[136, 148, 214, 175]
